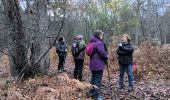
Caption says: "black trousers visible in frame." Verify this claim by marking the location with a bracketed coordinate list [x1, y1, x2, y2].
[90, 70, 103, 98]
[58, 55, 66, 71]
[74, 59, 84, 81]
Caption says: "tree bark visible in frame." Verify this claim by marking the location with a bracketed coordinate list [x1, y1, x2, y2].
[2, 0, 29, 78]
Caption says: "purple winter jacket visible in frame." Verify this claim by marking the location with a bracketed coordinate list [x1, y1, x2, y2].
[89, 36, 108, 71]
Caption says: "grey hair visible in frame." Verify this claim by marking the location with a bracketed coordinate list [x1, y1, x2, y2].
[93, 30, 103, 37]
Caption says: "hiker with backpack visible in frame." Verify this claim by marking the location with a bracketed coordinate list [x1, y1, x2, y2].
[117, 34, 134, 91]
[86, 30, 108, 100]
[56, 37, 68, 73]
[71, 35, 86, 81]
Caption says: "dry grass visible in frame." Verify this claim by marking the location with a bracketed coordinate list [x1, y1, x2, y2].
[108, 37, 170, 79]
[1, 73, 93, 100]
[108, 36, 120, 71]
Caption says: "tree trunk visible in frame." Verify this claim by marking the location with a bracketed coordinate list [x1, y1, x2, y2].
[30, 0, 50, 75]
[2, 0, 29, 78]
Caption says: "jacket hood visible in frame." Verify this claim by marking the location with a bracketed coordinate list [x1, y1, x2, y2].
[90, 36, 102, 43]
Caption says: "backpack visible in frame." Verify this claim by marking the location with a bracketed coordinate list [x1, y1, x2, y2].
[133, 63, 138, 72]
[85, 42, 95, 56]
[72, 42, 80, 56]
[57, 42, 67, 54]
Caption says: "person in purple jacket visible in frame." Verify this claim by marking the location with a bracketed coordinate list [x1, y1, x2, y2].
[87, 30, 108, 100]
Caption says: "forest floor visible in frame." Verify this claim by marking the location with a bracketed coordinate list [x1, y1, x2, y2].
[0, 47, 170, 100]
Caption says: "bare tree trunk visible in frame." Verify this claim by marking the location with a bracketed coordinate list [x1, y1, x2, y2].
[30, 0, 50, 75]
[2, 0, 29, 78]
[164, 33, 167, 44]
[135, 0, 141, 46]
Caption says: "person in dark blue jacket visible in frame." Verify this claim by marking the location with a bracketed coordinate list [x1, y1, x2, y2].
[56, 37, 68, 72]
[117, 34, 134, 91]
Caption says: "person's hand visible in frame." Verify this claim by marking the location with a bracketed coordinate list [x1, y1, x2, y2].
[119, 43, 122, 47]
[65, 49, 68, 52]
[105, 60, 108, 64]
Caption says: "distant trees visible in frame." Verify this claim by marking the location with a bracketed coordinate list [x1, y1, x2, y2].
[62, 0, 170, 45]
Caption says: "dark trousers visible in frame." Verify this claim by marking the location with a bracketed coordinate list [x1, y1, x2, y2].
[119, 64, 134, 87]
[58, 55, 66, 71]
[90, 70, 103, 98]
[74, 59, 84, 81]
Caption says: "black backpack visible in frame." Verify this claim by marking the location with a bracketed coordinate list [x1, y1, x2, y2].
[72, 42, 80, 56]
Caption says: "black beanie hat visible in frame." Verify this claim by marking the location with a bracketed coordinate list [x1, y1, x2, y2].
[59, 37, 64, 42]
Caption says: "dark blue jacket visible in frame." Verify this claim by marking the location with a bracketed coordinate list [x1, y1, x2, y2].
[56, 41, 68, 56]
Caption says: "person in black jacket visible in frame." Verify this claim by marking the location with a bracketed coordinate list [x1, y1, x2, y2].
[117, 34, 134, 91]
[56, 37, 68, 72]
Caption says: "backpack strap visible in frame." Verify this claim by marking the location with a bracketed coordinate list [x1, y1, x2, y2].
[77, 44, 86, 54]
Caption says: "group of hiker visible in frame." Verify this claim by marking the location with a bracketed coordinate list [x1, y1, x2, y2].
[55, 30, 134, 100]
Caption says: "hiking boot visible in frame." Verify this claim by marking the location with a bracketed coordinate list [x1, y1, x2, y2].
[58, 70, 62, 73]
[94, 95, 104, 100]
[134, 81, 137, 84]
[62, 69, 66, 72]
[86, 92, 93, 97]
[118, 84, 124, 89]
[86, 91, 94, 97]
[86, 89, 94, 97]
[128, 86, 134, 92]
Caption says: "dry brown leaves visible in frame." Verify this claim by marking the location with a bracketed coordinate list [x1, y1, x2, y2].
[108, 36, 120, 71]
[1, 73, 93, 100]
[0, 52, 10, 79]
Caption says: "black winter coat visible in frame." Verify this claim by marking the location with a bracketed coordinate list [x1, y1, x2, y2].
[117, 42, 134, 65]
[56, 41, 68, 56]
